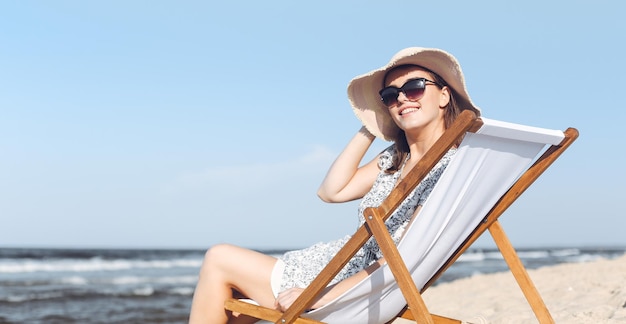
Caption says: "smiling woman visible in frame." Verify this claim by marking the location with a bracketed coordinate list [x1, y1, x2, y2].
[187, 47, 482, 324]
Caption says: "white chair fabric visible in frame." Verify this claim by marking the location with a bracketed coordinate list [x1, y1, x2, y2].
[304, 118, 564, 323]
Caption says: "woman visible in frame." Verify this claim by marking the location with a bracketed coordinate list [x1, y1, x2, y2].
[189, 47, 480, 323]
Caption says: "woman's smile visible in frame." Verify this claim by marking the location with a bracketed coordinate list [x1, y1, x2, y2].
[399, 106, 420, 116]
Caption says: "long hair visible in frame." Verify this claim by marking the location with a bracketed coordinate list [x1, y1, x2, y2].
[385, 65, 463, 172]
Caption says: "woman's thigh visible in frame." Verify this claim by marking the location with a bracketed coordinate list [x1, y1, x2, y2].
[209, 244, 278, 307]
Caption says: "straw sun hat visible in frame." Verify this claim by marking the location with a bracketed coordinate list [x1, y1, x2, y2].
[347, 47, 481, 141]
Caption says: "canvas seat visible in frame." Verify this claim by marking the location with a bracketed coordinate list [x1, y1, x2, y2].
[225, 110, 578, 324]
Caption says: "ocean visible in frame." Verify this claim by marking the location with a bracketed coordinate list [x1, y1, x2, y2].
[1, 246, 624, 323]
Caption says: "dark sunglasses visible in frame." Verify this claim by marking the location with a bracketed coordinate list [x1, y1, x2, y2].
[379, 78, 441, 107]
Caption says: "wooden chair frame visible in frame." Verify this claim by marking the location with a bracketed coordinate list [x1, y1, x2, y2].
[225, 110, 578, 324]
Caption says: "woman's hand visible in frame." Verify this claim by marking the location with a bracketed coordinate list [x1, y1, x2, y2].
[273, 259, 387, 313]
[274, 287, 324, 312]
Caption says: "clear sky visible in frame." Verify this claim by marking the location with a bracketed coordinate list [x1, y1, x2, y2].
[1, 1, 624, 250]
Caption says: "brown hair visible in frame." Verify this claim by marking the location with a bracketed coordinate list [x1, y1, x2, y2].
[384, 65, 463, 172]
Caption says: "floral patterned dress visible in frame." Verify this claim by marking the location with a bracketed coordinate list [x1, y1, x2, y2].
[277, 145, 456, 292]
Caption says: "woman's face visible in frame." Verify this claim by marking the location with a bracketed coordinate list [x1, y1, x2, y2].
[383, 66, 450, 136]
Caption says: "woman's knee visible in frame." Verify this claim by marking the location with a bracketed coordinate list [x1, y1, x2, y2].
[203, 243, 238, 270]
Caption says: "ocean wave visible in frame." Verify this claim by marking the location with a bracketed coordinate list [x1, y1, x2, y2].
[1, 274, 199, 290]
[168, 287, 195, 295]
[549, 248, 580, 257]
[4, 291, 65, 303]
[0, 257, 203, 274]
[453, 248, 625, 264]
[110, 275, 197, 286]
[566, 253, 604, 263]
[132, 286, 155, 296]
[59, 276, 89, 285]
[516, 250, 551, 259]
[457, 252, 485, 262]
[0, 283, 193, 303]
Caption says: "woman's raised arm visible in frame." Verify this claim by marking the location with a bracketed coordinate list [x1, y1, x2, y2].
[317, 126, 381, 203]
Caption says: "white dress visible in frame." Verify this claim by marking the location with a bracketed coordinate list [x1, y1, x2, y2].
[276, 145, 456, 293]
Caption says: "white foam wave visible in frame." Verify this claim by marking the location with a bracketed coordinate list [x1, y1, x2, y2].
[457, 250, 505, 262]
[44, 274, 198, 287]
[452, 248, 582, 263]
[109, 275, 197, 286]
[59, 276, 89, 285]
[112, 276, 145, 285]
[484, 251, 505, 259]
[2, 284, 174, 303]
[5, 291, 64, 303]
[550, 248, 580, 257]
[568, 253, 603, 263]
[516, 251, 550, 259]
[132, 286, 155, 296]
[169, 287, 195, 295]
[457, 252, 486, 262]
[0, 257, 202, 274]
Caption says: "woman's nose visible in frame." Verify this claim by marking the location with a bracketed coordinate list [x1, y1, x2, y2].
[397, 91, 410, 103]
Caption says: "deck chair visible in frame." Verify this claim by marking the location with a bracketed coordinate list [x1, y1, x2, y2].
[225, 110, 578, 324]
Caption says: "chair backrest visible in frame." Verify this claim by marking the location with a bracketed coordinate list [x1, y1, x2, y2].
[304, 118, 565, 324]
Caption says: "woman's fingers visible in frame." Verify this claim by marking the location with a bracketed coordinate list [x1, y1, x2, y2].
[275, 288, 304, 311]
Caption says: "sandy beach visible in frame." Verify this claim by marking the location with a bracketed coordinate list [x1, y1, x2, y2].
[420, 254, 626, 323]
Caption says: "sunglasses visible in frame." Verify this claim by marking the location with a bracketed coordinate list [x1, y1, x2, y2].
[379, 78, 440, 107]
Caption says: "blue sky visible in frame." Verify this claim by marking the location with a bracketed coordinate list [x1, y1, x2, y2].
[1, 1, 624, 250]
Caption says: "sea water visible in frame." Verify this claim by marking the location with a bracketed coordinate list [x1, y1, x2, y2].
[1, 246, 624, 323]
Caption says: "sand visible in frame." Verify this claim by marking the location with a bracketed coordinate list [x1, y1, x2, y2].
[417, 254, 626, 323]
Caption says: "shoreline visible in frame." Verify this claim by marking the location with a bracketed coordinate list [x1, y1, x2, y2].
[421, 254, 626, 323]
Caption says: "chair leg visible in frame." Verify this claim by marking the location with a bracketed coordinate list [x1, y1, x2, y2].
[489, 220, 554, 324]
[365, 208, 435, 324]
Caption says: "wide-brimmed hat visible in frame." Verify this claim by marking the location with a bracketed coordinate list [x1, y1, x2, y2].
[347, 47, 481, 141]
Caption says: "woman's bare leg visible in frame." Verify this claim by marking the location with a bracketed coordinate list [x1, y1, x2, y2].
[189, 244, 278, 324]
